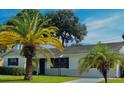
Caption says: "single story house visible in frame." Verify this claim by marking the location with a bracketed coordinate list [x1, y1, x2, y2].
[1, 42, 124, 78]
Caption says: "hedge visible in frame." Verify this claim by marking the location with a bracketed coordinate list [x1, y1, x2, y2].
[0, 66, 24, 75]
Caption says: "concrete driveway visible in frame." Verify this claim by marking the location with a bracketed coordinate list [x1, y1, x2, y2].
[64, 78, 104, 83]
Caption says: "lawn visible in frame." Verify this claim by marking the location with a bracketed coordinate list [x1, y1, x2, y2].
[0, 75, 79, 83]
[100, 78, 124, 83]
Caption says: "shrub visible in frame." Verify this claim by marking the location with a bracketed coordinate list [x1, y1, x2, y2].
[0, 66, 24, 75]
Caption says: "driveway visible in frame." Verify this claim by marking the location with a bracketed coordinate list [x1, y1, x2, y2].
[64, 78, 104, 83]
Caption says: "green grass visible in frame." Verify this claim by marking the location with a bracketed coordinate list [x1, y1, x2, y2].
[0, 75, 79, 83]
[100, 78, 124, 83]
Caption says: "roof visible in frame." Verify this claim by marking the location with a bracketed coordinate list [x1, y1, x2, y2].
[2, 42, 124, 56]
[50, 42, 124, 55]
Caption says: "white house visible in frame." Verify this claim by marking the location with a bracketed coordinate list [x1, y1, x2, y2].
[1, 42, 124, 78]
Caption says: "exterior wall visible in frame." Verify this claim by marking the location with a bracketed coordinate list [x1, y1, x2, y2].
[45, 53, 117, 78]
[3, 55, 26, 67]
[2, 49, 121, 78]
[2, 53, 118, 78]
[0, 58, 3, 66]
[116, 64, 120, 78]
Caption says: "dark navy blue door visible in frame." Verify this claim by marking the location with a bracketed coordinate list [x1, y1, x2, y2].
[39, 58, 45, 75]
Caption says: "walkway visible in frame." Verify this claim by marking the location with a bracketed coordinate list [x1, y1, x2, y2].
[64, 78, 104, 83]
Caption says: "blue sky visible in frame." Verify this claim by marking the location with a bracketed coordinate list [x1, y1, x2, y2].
[0, 9, 124, 44]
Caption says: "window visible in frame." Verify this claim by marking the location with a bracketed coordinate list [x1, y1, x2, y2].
[51, 57, 69, 68]
[8, 58, 18, 66]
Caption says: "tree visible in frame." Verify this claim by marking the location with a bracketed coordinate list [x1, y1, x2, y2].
[78, 43, 124, 83]
[45, 9, 87, 46]
[0, 9, 64, 80]
[0, 25, 7, 54]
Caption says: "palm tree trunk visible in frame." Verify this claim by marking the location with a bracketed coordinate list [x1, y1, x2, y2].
[103, 71, 107, 83]
[24, 57, 33, 80]
[105, 76, 107, 83]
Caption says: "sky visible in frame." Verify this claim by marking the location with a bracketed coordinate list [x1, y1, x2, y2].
[0, 9, 124, 44]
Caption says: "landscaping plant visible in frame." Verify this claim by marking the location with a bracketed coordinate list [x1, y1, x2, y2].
[78, 43, 124, 83]
[0, 9, 64, 80]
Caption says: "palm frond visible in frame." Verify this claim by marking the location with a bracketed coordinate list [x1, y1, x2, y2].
[0, 31, 23, 48]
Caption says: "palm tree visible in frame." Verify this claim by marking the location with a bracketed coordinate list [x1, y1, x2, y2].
[78, 43, 124, 83]
[0, 9, 64, 80]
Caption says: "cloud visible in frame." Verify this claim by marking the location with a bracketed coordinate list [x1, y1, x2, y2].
[81, 13, 124, 44]
[84, 14, 124, 31]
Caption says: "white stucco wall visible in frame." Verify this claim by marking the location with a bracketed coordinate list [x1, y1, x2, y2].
[2, 48, 122, 78]
[3, 56, 26, 67]
[0, 58, 3, 66]
[45, 53, 118, 78]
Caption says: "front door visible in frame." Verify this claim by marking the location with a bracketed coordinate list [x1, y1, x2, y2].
[39, 58, 45, 75]
[120, 67, 124, 78]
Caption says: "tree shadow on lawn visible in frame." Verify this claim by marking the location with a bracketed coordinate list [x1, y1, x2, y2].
[0, 79, 30, 83]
